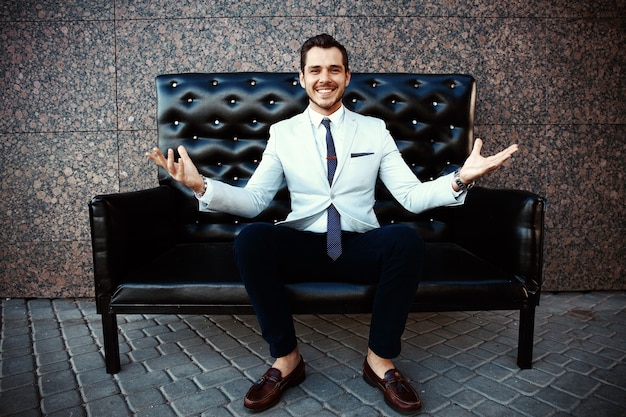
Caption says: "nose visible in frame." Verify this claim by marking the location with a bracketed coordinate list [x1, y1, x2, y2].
[319, 69, 331, 83]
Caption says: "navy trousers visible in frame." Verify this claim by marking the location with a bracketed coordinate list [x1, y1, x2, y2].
[233, 223, 424, 359]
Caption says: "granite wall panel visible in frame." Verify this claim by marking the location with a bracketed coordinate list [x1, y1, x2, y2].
[0, 0, 623, 297]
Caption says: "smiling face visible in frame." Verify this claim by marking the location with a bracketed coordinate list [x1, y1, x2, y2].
[299, 46, 351, 116]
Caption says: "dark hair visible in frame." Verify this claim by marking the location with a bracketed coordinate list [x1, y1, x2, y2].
[300, 33, 350, 73]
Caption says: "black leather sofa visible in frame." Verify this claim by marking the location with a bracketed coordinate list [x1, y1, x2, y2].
[89, 73, 545, 374]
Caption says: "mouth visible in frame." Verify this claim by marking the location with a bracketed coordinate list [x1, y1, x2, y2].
[315, 85, 336, 97]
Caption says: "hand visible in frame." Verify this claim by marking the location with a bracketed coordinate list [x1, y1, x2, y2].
[145, 145, 204, 193]
[458, 138, 519, 185]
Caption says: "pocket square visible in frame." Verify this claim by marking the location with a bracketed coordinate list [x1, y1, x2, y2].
[351, 152, 374, 158]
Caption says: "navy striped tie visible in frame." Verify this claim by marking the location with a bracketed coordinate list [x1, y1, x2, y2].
[322, 118, 342, 260]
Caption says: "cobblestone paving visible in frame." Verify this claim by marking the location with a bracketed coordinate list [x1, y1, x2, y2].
[1, 292, 625, 416]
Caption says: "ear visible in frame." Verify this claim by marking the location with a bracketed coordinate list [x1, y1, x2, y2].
[345, 70, 351, 87]
[299, 70, 306, 88]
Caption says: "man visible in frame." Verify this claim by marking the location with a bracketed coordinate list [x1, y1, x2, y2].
[147, 34, 518, 413]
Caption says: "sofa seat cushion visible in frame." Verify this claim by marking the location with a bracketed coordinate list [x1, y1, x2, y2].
[110, 242, 528, 314]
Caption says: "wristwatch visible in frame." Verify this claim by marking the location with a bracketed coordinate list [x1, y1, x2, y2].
[194, 175, 208, 198]
[453, 168, 475, 191]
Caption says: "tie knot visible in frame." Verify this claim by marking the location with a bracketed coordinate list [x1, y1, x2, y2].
[321, 118, 331, 130]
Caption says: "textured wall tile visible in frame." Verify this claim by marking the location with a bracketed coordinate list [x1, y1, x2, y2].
[335, 17, 547, 125]
[474, 125, 547, 196]
[407, 0, 626, 18]
[546, 18, 626, 124]
[0, 21, 116, 133]
[115, 17, 332, 131]
[116, 0, 332, 19]
[119, 130, 161, 193]
[0, 1, 624, 296]
[545, 124, 625, 230]
[0, 132, 119, 244]
[0, 241, 93, 298]
[399, 0, 546, 17]
[544, 227, 625, 291]
[0, 0, 114, 21]
[334, 0, 402, 17]
[548, 0, 626, 18]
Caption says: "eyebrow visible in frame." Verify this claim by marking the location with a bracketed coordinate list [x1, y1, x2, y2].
[307, 64, 345, 71]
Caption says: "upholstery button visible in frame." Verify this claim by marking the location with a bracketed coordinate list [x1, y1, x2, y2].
[412, 120, 417, 125]
[193, 135, 198, 140]
[233, 176, 239, 181]
[292, 80, 298, 86]
[187, 98, 193, 103]
[430, 177, 434, 180]
[233, 137, 238, 141]
[391, 99, 396, 104]
[432, 101, 438, 107]
[212, 80, 218, 86]
[413, 82, 420, 88]
[450, 82, 456, 89]
[252, 119, 257, 124]
[250, 80, 256, 86]
[269, 100, 275, 105]
[230, 99, 236, 104]
[372, 82, 377, 88]
[214, 119, 219, 125]
[352, 98, 357, 103]
[174, 120, 179, 126]
[171, 81, 178, 88]
[450, 125, 455, 130]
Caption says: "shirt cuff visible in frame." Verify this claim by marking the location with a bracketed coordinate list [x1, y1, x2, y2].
[195, 177, 214, 205]
[448, 172, 467, 199]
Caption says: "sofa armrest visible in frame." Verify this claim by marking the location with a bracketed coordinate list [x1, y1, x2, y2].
[452, 187, 546, 293]
[89, 185, 179, 310]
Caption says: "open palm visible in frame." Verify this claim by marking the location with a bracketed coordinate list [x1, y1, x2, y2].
[459, 138, 519, 184]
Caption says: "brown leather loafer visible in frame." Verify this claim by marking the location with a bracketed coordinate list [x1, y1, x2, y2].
[244, 355, 306, 412]
[363, 359, 422, 414]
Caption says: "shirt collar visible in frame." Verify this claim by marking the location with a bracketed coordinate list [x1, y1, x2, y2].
[308, 105, 345, 128]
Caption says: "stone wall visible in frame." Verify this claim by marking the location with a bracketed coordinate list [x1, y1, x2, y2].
[0, 1, 624, 296]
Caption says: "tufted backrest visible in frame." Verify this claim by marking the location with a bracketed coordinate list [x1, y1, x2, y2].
[156, 73, 476, 242]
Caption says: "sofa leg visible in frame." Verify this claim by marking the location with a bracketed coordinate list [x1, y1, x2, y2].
[517, 306, 535, 369]
[102, 310, 121, 374]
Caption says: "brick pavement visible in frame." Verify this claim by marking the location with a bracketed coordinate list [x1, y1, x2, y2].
[1, 292, 625, 416]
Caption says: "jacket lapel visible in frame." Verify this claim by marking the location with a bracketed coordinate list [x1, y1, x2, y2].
[293, 113, 330, 186]
[333, 109, 357, 184]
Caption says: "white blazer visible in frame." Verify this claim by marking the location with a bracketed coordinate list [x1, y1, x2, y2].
[200, 107, 466, 233]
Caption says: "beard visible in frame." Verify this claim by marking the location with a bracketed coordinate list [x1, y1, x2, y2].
[306, 82, 346, 114]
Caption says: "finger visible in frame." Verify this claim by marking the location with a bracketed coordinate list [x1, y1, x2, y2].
[178, 145, 191, 162]
[472, 138, 484, 155]
[496, 144, 519, 161]
[489, 145, 519, 167]
[166, 148, 177, 174]
[146, 147, 166, 167]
